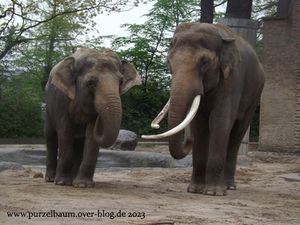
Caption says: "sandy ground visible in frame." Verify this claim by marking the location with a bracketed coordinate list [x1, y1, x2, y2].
[0, 146, 300, 225]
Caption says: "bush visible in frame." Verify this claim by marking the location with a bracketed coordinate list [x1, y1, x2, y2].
[121, 81, 169, 135]
[0, 74, 44, 138]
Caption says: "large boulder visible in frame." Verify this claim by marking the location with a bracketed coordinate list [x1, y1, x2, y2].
[110, 130, 138, 151]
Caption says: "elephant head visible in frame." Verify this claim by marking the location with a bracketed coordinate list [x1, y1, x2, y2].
[49, 48, 141, 148]
[142, 23, 239, 159]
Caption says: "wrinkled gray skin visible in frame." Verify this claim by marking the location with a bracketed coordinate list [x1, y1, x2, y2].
[45, 48, 140, 188]
[167, 23, 265, 195]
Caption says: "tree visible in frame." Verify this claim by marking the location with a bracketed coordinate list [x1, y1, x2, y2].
[113, 23, 169, 91]
[225, 0, 253, 19]
[199, 0, 228, 23]
[0, 71, 44, 137]
[198, 0, 278, 23]
[113, 0, 199, 90]
[200, 0, 214, 23]
[111, 0, 200, 134]
[252, 0, 278, 19]
[0, 0, 144, 62]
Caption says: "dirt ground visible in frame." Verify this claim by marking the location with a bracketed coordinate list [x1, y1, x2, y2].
[0, 146, 299, 225]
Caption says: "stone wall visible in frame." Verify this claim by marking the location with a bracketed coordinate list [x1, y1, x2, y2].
[260, 0, 300, 152]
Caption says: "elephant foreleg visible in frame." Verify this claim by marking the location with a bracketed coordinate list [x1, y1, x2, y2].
[204, 104, 237, 196]
[71, 138, 84, 179]
[73, 123, 100, 188]
[225, 121, 248, 190]
[187, 110, 209, 194]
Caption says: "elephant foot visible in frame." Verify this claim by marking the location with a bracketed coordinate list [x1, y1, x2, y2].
[226, 180, 237, 190]
[187, 183, 205, 194]
[73, 178, 95, 188]
[203, 185, 227, 196]
[45, 176, 55, 182]
[45, 170, 55, 182]
[54, 176, 73, 186]
[227, 184, 237, 190]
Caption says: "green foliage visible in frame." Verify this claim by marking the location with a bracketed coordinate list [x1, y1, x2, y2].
[0, 0, 145, 61]
[112, 23, 169, 90]
[0, 74, 43, 137]
[121, 83, 169, 134]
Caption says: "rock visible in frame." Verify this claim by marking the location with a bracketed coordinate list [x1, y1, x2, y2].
[110, 130, 138, 151]
[97, 150, 192, 168]
[0, 161, 25, 172]
[33, 172, 44, 178]
[281, 173, 300, 182]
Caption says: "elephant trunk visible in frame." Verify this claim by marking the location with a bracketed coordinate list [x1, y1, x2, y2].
[141, 71, 202, 159]
[93, 82, 122, 148]
[168, 77, 202, 160]
[168, 94, 194, 159]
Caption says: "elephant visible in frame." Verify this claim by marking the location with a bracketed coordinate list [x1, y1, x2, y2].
[142, 22, 265, 196]
[44, 48, 141, 187]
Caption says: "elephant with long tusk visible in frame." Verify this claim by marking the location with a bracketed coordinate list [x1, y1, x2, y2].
[143, 95, 200, 140]
[142, 22, 265, 196]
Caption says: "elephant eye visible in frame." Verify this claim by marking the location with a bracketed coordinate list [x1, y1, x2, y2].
[199, 58, 211, 72]
[86, 77, 98, 89]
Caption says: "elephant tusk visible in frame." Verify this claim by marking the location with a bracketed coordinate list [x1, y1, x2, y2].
[142, 95, 201, 139]
[151, 98, 170, 129]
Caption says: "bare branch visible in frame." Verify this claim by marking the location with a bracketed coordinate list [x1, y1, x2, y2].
[214, 0, 227, 9]
[0, 0, 122, 61]
[0, 37, 35, 60]
[252, 2, 278, 13]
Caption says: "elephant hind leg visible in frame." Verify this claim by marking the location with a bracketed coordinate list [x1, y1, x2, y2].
[55, 128, 75, 186]
[225, 103, 259, 190]
[45, 119, 58, 182]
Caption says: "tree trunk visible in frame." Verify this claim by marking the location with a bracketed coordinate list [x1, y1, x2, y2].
[225, 0, 253, 19]
[200, 0, 214, 23]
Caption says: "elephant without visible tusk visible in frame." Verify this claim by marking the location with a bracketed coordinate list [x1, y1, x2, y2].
[142, 95, 201, 139]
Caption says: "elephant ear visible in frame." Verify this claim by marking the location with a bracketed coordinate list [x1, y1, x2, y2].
[216, 25, 239, 79]
[51, 57, 76, 99]
[120, 60, 141, 95]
